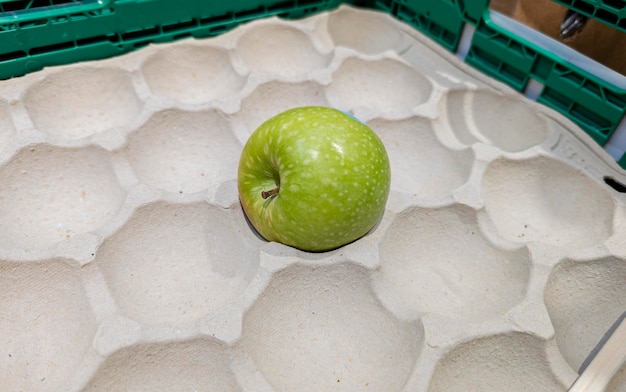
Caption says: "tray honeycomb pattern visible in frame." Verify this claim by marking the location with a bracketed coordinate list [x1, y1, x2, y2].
[1, 5, 625, 391]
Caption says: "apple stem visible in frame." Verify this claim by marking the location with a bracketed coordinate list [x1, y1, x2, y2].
[261, 187, 280, 199]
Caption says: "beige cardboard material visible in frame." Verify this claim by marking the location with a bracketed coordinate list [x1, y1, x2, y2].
[0, 6, 625, 391]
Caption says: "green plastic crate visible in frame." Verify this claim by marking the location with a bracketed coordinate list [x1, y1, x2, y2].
[468, 14, 626, 146]
[368, 0, 626, 168]
[0, 0, 345, 80]
[0, 0, 625, 168]
[551, 0, 626, 33]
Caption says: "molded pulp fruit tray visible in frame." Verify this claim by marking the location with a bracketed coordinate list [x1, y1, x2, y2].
[3, 0, 626, 168]
[1, 5, 626, 391]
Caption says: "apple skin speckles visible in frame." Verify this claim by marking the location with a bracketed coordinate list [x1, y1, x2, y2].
[237, 106, 391, 252]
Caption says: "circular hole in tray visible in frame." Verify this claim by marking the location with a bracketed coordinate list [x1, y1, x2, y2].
[239, 263, 422, 391]
[237, 23, 330, 77]
[545, 257, 626, 371]
[237, 80, 329, 136]
[370, 116, 473, 199]
[142, 45, 246, 104]
[428, 332, 564, 391]
[24, 67, 141, 139]
[373, 204, 531, 321]
[124, 108, 240, 194]
[0, 144, 125, 249]
[328, 57, 433, 116]
[327, 7, 404, 54]
[445, 89, 549, 152]
[96, 201, 259, 326]
[604, 176, 626, 193]
[482, 156, 614, 249]
[83, 338, 239, 391]
[0, 259, 97, 392]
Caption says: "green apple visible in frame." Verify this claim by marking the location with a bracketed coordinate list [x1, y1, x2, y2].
[238, 106, 391, 252]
